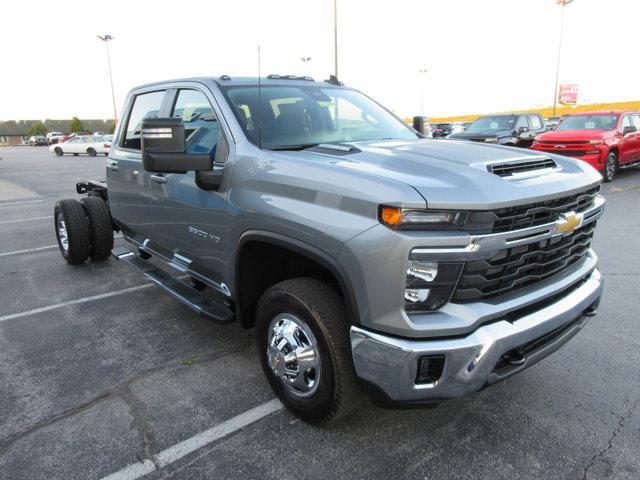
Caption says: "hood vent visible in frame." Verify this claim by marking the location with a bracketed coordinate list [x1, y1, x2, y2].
[488, 158, 556, 177]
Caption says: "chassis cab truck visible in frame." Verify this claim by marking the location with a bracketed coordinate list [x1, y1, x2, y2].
[54, 76, 605, 424]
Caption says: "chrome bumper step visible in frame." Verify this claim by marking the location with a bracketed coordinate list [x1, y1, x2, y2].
[112, 248, 234, 324]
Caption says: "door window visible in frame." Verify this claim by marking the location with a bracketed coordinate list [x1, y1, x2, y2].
[620, 115, 631, 131]
[528, 115, 543, 130]
[629, 114, 640, 129]
[171, 89, 222, 156]
[122, 90, 166, 150]
[515, 116, 528, 130]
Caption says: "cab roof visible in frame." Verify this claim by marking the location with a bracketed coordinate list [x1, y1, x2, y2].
[134, 75, 346, 90]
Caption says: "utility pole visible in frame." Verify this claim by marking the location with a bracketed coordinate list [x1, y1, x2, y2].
[419, 68, 429, 117]
[552, 0, 574, 117]
[97, 34, 117, 122]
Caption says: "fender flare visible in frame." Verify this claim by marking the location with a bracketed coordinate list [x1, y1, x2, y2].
[234, 230, 361, 327]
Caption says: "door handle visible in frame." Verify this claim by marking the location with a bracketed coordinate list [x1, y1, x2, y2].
[150, 174, 167, 184]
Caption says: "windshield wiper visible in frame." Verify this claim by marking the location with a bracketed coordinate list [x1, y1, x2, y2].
[268, 143, 321, 151]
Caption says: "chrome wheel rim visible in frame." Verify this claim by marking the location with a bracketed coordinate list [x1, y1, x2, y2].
[57, 216, 69, 252]
[267, 313, 321, 398]
[606, 156, 615, 179]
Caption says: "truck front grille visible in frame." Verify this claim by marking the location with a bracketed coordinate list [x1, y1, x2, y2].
[487, 187, 599, 233]
[452, 221, 596, 302]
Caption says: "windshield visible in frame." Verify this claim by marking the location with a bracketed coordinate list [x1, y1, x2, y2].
[222, 85, 418, 149]
[435, 123, 451, 129]
[555, 114, 618, 131]
[466, 115, 516, 132]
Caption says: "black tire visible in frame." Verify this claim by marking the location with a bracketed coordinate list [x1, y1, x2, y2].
[87, 147, 97, 157]
[255, 278, 361, 424]
[104, 153, 108, 156]
[602, 151, 618, 183]
[80, 196, 114, 260]
[54, 199, 91, 265]
[54, 147, 63, 156]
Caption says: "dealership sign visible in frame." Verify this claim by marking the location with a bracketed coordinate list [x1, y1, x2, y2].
[559, 84, 579, 105]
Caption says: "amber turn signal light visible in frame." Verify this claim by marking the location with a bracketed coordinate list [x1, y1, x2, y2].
[380, 206, 404, 227]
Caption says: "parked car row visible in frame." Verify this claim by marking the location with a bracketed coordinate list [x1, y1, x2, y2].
[441, 110, 640, 182]
[49, 134, 113, 157]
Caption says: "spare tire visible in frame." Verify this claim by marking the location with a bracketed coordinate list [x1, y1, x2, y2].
[80, 196, 114, 260]
[54, 199, 91, 265]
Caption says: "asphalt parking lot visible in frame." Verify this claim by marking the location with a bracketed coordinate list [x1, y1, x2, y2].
[0, 146, 639, 480]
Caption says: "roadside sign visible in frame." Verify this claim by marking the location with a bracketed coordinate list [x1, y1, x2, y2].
[559, 84, 579, 105]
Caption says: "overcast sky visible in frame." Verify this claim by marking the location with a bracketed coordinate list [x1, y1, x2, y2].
[1, 0, 637, 120]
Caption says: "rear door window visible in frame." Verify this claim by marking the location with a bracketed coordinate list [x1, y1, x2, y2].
[171, 89, 222, 155]
[122, 90, 166, 150]
[528, 115, 543, 130]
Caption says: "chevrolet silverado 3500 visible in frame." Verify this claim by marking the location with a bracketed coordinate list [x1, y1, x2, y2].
[53, 75, 605, 424]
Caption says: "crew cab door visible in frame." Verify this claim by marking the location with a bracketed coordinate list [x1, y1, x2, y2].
[618, 114, 640, 164]
[146, 85, 233, 283]
[108, 89, 168, 241]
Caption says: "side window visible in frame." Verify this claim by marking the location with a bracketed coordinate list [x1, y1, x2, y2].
[122, 90, 166, 150]
[528, 115, 543, 130]
[620, 115, 631, 131]
[631, 114, 640, 129]
[515, 115, 528, 130]
[171, 89, 222, 157]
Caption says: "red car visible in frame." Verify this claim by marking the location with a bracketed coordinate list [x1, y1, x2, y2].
[531, 110, 640, 182]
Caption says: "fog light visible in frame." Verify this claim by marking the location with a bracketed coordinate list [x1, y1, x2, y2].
[405, 288, 430, 304]
[416, 355, 445, 384]
[404, 254, 463, 312]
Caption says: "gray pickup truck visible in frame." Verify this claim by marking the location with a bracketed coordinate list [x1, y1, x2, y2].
[53, 75, 605, 424]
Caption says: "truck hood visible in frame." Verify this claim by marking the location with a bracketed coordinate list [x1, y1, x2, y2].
[447, 129, 513, 141]
[273, 139, 602, 210]
[535, 129, 610, 142]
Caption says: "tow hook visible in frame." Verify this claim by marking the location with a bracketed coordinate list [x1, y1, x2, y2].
[504, 349, 526, 366]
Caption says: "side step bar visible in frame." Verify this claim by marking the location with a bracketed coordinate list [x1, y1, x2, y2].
[112, 249, 235, 324]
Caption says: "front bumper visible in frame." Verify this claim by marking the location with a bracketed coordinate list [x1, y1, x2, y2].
[350, 267, 603, 404]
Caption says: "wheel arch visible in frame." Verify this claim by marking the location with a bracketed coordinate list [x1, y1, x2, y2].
[234, 231, 360, 329]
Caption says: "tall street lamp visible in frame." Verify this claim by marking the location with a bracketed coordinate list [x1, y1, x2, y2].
[333, 0, 338, 78]
[552, 0, 575, 117]
[301, 56, 312, 75]
[419, 68, 429, 117]
[97, 34, 117, 122]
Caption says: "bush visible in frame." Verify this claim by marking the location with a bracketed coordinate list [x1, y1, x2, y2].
[106, 119, 116, 134]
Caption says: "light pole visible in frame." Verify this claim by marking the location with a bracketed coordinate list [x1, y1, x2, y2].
[419, 68, 428, 117]
[97, 34, 117, 122]
[552, 0, 574, 117]
[301, 56, 312, 75]
[333, 0, 338, 78]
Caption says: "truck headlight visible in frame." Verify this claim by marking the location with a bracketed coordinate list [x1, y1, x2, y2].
[404, 256, 463, 313]
[379, 206, 467, 230]
[484, 137, 498, 143]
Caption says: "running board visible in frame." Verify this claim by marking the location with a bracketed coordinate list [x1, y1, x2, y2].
[112, 249, 235, 324]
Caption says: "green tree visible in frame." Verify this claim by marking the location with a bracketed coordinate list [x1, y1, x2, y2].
[69, 117, 85, 133]
[106, 119, 116, 134]
[28, 122, 47, 136]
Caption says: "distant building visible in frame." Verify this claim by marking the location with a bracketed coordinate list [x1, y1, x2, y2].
[0, 119, 113, 145]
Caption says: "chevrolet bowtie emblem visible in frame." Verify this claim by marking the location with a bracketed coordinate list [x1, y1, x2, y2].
[555, 211, 583, 236]
[554, 144, 566, 149]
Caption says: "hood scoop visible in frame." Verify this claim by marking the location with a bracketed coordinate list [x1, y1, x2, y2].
[488, 157, 557, 177]
[307, 143, 361, 156]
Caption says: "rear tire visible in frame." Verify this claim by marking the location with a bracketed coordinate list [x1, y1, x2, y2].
[54, 147, 63, 156]
[87, 148, 97, 157]
[80, 196, 114, 260]
[255, 278, 362, 424]
[602, 151, 617, 182]
[54, 199, 91, 265]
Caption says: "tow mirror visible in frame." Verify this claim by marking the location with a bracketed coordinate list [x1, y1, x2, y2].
[141, 118, 212, 173]
[622, 125, 637, 136]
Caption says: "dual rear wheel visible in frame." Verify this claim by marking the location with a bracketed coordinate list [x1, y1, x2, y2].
[54, 197, 114, 264]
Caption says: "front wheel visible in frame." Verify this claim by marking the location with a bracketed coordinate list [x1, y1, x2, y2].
[255, 278, 361, 424]
[54, 147, 63, 156]
[602, 151, 618, 182]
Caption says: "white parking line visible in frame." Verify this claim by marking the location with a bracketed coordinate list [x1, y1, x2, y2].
[0, 216, 52, 225]
[0, 199, 43, 206]
[0, 284, 154, 323]
[101, 399, 283, 480]
[0, 244, 59, 257]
